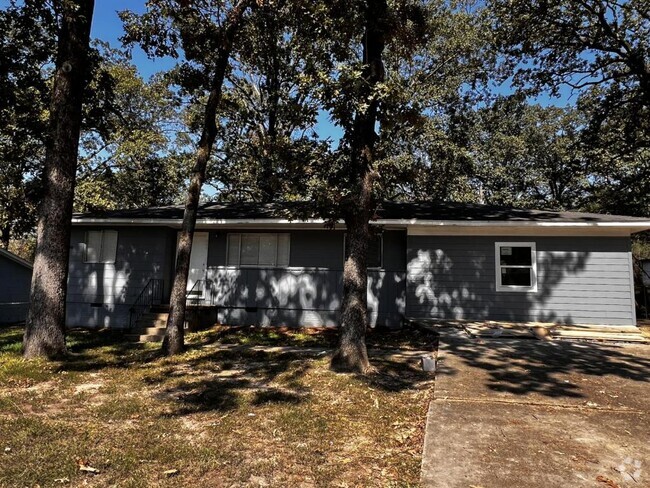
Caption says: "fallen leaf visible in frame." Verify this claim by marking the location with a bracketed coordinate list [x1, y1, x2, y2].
[54, 478, 70, 484]
[163, 469, 179, 477]
[77, 458, 100, 474]
[596, 475, 620, 488]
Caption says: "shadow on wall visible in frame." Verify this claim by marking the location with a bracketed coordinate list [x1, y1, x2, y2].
[204, 267, 406, 327]
[66, 231, 166, 328]
[404, 237, 630, 325]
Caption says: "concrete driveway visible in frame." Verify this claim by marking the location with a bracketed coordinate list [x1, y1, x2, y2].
[422, 333, 650, 487]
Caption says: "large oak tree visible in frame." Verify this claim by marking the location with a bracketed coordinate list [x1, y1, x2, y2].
[298, 0, 491, 372]
[122, 0, 256, 355]
[23, 0, 95, 359]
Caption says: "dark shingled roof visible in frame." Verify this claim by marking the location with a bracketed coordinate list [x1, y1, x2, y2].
[73, 201, 650, 223]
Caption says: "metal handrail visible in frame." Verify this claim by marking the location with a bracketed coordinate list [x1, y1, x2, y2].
[186, 279, 205, 305]
[129, 279, 164, 328]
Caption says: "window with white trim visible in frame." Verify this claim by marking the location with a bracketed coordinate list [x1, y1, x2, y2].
[344, 234, 383, 269]
[84, 230, 118, 263]
[226, 233, 290, 267]
[495, 242, 537, 292]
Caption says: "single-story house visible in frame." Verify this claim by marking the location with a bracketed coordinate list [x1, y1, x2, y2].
[0, 248, 33, 324]
[67, 201, 650, 330]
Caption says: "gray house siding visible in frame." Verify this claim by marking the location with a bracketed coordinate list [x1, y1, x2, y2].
[205, 229, 407, 327]
[66, 227, 407, 328]
[406, 235, 635, 326]
[64, 226, 637, 329]
[66, 227, 176, 328]
[0, 253, 32, 324]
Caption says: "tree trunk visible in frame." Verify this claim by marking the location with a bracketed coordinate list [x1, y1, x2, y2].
[257, 5, 281, 203]
[332, 202, 372, 373]
[23, 0, 95, 359]
[163, 0, 251, 355]
[331, 0, 387, 373]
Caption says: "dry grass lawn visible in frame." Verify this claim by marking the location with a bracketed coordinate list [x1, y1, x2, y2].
[638, 320, 650, 339]
[0, 325, 436, 487]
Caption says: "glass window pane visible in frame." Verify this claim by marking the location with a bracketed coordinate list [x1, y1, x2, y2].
[500, 246, 532, 266]
[227, 234, 240, 265]
[258, 234, 277, 266]
[240, 235, 259, 265]
[501, 267, 532, 286]
[101, 230, 118, 263]
[277, 234, 290, 266]
[85, 231, 102, 263]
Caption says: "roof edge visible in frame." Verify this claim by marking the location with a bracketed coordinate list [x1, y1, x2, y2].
[0, 248, 33, 270]
[70, 217, 650, 229]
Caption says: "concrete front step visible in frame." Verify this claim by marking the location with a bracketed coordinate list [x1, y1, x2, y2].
[130, 311, 170, 342]
[131, 326, 167, 335]
[125, 333, 166, 343]
[139, 312, 169, 321]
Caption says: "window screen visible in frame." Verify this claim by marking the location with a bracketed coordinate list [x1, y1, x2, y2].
[226, 233, 290, 267]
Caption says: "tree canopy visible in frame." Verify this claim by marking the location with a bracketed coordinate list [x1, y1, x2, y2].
[489, 0, 650, 216]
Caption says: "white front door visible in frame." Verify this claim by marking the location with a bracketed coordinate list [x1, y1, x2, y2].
[184, 232, 209, 295]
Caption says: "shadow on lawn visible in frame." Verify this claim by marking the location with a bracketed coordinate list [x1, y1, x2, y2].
[439, 336, 650, 399]
[7, 325, 436, 414]
[60, 330, 163, 372]
[150, 349, 314, 414]
[155, 347, 435, 414]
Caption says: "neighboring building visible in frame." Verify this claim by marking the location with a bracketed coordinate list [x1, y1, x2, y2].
[67, 201, 650, 329]
[0, 248, 33, 324]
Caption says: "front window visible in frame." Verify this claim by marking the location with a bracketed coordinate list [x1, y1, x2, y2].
[227, 233, 290, 267]
[84, 230, 118, 264]
[495, 242, 537, 292]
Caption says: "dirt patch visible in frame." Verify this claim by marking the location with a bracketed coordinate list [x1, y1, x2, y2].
[74, 382, 104, 395]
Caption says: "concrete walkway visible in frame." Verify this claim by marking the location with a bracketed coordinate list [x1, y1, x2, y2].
[422, 334, 650, 487]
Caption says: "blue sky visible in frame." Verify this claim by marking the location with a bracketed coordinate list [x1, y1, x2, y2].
[92, 1, 173, 78]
